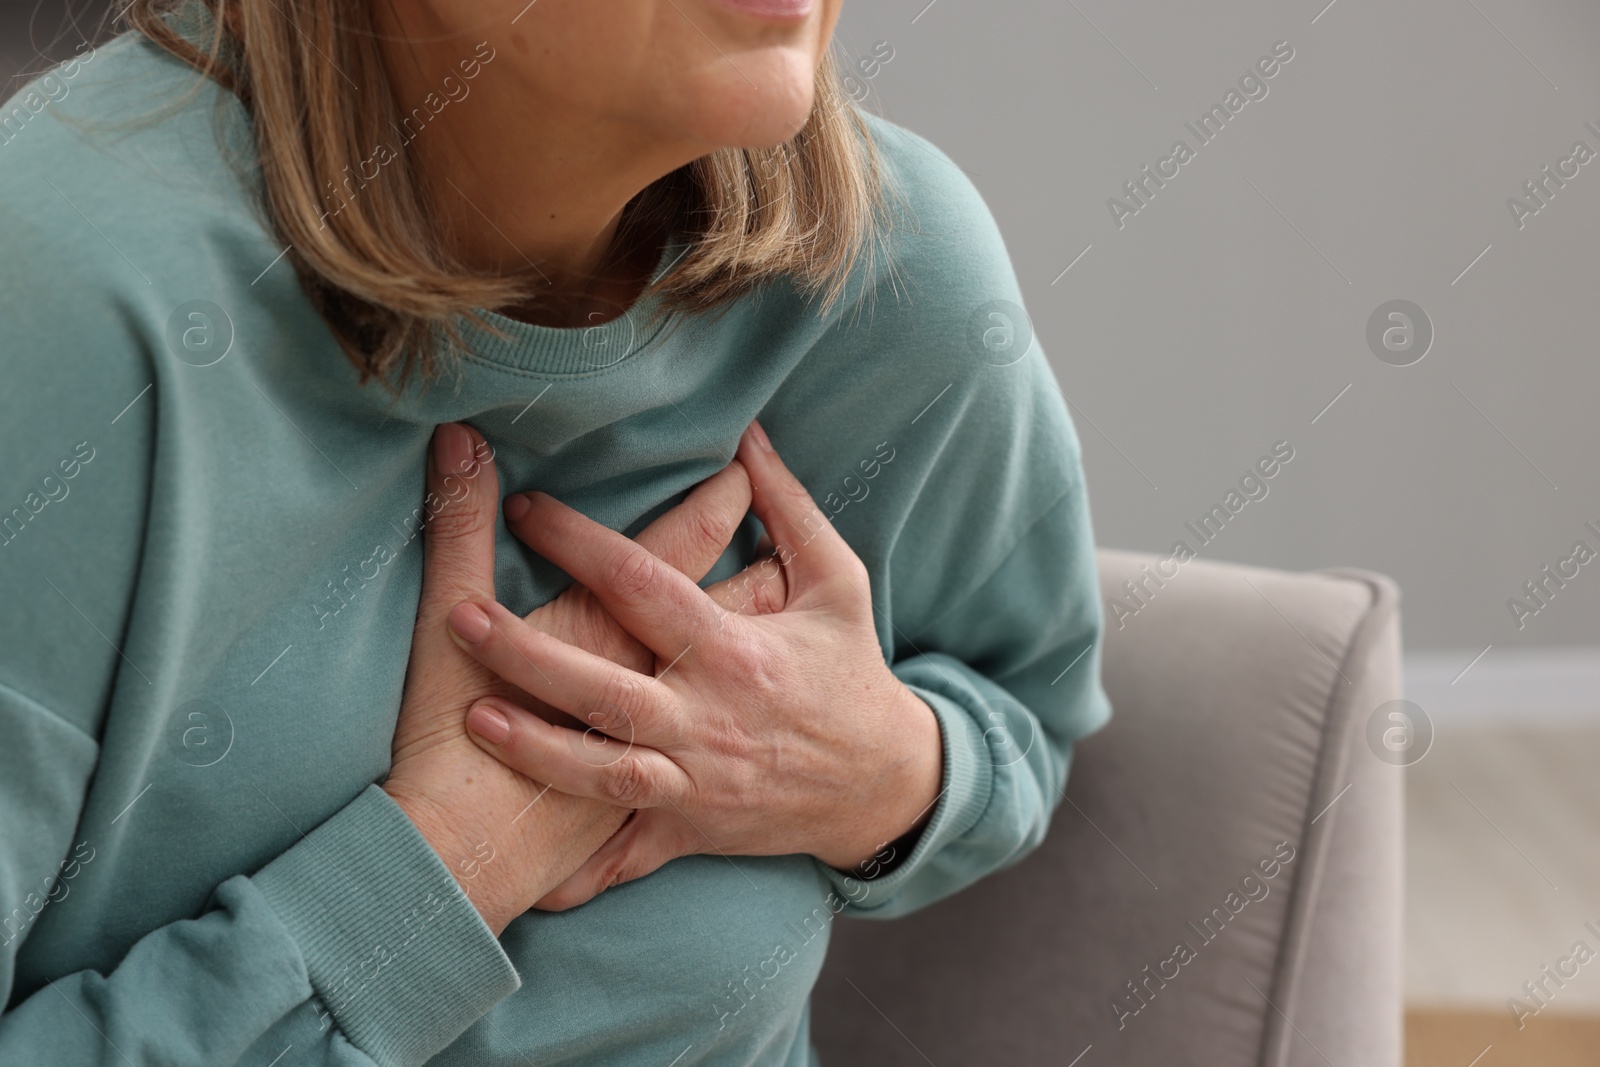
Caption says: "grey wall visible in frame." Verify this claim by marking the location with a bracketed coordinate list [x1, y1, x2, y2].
[835, 0, 1600, 653]
[0, 1, 105, 84]
[8, 0, 1597, 652]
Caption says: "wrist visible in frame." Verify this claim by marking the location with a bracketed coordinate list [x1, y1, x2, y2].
[382, 781, 524, 936]
[817, 682, 943, 871]
[887, 684, 944, 840]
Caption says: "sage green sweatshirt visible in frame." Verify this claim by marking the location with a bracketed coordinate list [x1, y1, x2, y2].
[0, 16, 1110, 1067]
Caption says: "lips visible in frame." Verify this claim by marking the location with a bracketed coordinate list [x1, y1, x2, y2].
[710, 0, 815, 20]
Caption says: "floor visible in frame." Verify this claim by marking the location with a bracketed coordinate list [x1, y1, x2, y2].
[1407, 1008, 1600, 1067]
[1405, 722, 1600, 1065]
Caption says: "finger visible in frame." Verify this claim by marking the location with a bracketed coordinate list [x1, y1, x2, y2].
[418, 424, 500, 621]
[705, 552, 789, 619]
[532, 811, 688, 912]
[629, 461, 752, 582]
[736, 419, 865, 599]
[505, 490, 717, 658]
[447, 598, 686, 748]
[464, 695, 690, 810]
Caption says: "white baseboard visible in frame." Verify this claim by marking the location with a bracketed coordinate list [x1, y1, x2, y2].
[1405, 646, 1600, 723]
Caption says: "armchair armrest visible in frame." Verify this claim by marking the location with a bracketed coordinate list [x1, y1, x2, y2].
[811, 549, 1403, 1066]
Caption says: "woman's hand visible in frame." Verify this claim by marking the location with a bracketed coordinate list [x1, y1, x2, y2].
[444, 420, 945, 910]
[381, 423, 770, 935]
[510, 464, 786, 730]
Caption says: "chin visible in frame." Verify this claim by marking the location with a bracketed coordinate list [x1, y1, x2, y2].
[685, 51, 821, 149]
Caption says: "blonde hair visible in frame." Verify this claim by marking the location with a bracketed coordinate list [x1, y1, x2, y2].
[123, 0, 887, 385]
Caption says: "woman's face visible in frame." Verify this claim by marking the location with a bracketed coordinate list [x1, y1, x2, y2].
[401, 0, 844, 150]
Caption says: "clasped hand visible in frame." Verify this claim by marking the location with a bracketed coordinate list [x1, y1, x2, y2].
[444, 420, 942, 912]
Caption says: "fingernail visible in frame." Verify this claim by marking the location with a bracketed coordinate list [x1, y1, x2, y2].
[504, 493, 532, 522]
[447, 601, 492, 645]
[434, 424, 474, 476]
[748, 420, 772, 452]
[467, 703, 510, 745]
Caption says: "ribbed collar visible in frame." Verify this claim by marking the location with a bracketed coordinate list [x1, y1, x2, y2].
[454, 233, 690, 377]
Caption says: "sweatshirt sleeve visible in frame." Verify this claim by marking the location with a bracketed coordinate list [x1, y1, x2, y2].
[0, 676, 520, 1067]
[0, 58, 520, 1062]
[818, 461, 1110, 919]
[803, 116, 1113, 918]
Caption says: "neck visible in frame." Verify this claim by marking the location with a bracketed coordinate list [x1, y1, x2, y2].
[371, 11, 708, 326]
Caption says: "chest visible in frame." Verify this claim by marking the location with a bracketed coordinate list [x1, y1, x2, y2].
[15, 416, 751, 988]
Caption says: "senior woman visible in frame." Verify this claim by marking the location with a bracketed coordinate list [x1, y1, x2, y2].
[0, 0, 1110, 1064]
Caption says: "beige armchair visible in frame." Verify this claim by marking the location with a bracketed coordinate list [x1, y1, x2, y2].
[812, 550, 1404, 1066]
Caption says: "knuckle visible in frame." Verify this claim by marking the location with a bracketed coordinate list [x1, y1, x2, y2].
[816, 549, 869, 598]
[839, 552, 871, 588]
[718, 630, 756, 671]
[600, 755, 654, 806]
[795, 515, 834, 553]
[789, 476, 827, 513]
[585, 667, 651, 734]
[722, 635, 776, 701]
[423, 493, 489, 544]
[688, 501, 736, 562]
[604, 545, 662, 604]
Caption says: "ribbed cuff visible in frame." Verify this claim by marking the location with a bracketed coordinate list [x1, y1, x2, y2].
[818, 683, 994, 911]
[252, 785, 520, 1067]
